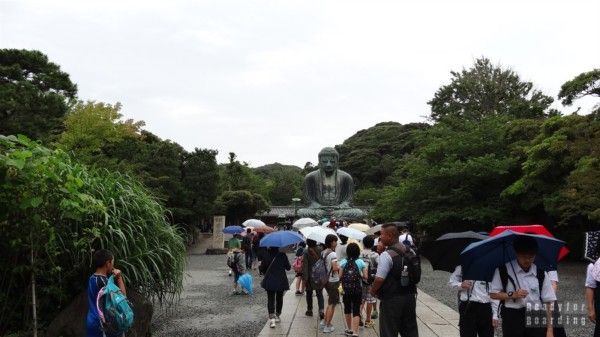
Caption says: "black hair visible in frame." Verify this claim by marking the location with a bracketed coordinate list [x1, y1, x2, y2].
[513, 235, 538, 255]
[363, 235, 375, 249]
[298, 241, 306, 248]
[306, 239, 317, 247]
[246, 228, 252, 233]
[324, 234, 338, 249]
[346, 242, 360, 260]
[268, 247, 279, 254]
[339, 234, 349, 245]
[92, 249, 114, 269]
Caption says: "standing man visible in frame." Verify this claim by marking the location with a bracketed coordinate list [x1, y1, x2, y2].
[242, 228, 254, 270]
[489, 235, 556, 337]
[371, 223, 420, 337]
[449, 265, 498, 337]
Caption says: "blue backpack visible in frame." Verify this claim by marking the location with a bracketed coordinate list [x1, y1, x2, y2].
[96, 275, 134, 334]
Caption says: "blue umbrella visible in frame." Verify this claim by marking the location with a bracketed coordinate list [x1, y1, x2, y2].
[223, 225, 243, 235]
[460, 230, 565, 282]
[260, 230, 304, 248]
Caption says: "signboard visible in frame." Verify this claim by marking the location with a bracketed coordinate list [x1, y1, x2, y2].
[212, 215, 226, 249]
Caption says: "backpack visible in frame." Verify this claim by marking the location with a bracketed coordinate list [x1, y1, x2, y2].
[361, 251, 378, 285]
[292, 255, 303, 273]
[311, 251, 333, 289]
[341, 259, 362, 294]
[498, 263, 545, 315]
[227, 252, 240, 271]
[96, 275, 134, 334]
[388, 246, 421, 286]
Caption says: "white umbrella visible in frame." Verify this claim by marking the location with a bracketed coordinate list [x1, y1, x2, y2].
[321, 221, 331, 227]
[293, 217, 319, 229]
[348, 223, 370, 232]
[366, 224, 382, 235]
[299, 226, 317, 238]
[306, 227, 338, 244]
[243, 219, 266, 227]
[337, 227, 367, 241]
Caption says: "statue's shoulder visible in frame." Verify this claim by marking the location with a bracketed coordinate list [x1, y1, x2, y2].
[305, 170, 321, 180]
[337, 169, 353, 180]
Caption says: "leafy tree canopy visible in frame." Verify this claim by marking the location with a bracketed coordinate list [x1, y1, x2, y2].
[558, 68, 600, 113]
[254, 163, 303, 205]
[428, 57, 557, 121]
[0, 49, 77, 142]
[216, 190, 270, 224]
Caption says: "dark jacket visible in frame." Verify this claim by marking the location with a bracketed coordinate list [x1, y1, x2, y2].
[260, 251, 291, 292]
[302, 246, 323, 284]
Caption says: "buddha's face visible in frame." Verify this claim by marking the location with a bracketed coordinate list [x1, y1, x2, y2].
[319, 154, 338, 175]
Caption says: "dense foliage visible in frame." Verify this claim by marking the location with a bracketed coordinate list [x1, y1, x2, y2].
[0, 135, 185, 334]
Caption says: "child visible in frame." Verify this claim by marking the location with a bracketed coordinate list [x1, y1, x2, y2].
[294, 242, 306, 295]
[359, 235, 379, 328]
[231, 247, 246, 294]
[86, 249, 127, 337]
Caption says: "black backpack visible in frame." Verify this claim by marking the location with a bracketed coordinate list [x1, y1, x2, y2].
[498, 263, 545, 314]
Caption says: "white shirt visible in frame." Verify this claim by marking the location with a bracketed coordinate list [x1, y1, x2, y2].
[399, 233, 413, 245]
[323, 249, 339, 282]
[449, 266, 500, 319]
[586, 263, 597, 288]
[548, 270, 559, 283]
[490, 260, 557, 309]
[335, 243, 347, 261]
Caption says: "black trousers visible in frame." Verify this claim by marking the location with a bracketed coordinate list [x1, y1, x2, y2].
[245, 249, 254, 268]
[379, 293, 418, 337]
[267, 290, 284, 317]
[458, 301, 493, 337]
[501, 307, 547, 337]
[342, 291, 362, 317]
[305, 282, 324, 313]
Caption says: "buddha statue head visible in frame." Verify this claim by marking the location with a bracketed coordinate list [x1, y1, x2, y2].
[318, 147, 339, 176]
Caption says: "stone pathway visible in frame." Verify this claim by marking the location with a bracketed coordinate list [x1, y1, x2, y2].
[257, 289, 459, 337]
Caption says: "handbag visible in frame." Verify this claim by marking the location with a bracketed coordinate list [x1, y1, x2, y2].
[260, 254, 278, 289]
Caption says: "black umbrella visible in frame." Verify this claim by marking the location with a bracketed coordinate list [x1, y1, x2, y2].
[421, 231, 488, 273]
[584, 230, 600, 262]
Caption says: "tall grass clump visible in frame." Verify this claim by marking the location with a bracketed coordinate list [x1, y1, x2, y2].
[0, 135, 185, 336]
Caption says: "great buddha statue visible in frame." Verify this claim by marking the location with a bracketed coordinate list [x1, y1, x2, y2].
[297, 147, 366, 219]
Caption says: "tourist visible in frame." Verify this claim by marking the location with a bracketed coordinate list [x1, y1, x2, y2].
[489, 236, 556, 337]
[371, 223, 420, 337]
[228, 246, 245, 295]
[360, 235, 379, 328]
[339, 242, 368, 337]
[398, 225, 414, 247]
[585, 259, 600, 337]
[302, 239, 325, 319]
[86, 249, 126, 337]
[322, 234, 340, 333]
[294, 242, 306, 295]
[228, 233, 242, 276]
[336, 234, 349, 261]
[259, 247, 291, 328]
[449, 265, 498, 337]
[242, 228, 254, 269]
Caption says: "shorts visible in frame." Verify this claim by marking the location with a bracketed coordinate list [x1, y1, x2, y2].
[325, 281, 340, 305]
[295, 272, 303, 277]
[362, 285, 376, 304]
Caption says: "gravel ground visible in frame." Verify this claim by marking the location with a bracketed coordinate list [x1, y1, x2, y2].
[151, 254, 296, 337]
[418, 258, 593, 336]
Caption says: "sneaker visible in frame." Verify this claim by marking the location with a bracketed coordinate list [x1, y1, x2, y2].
[270, 319, 276, 328]
[305, 310, 313, 317]
[228, 270, 232, 276]
[319, 312, 325, 320]
[371, 311, 378, 319]
[359, 319, 364, 327]
[323, 325, 335, 333]
[364, 320, 375, 328]
[344, 329, 353, 335]
[275, 316, 281, 323]
[319, 320, 326, 331]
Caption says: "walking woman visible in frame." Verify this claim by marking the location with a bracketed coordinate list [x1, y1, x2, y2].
[260, 246, 291, 328]
[339, 242, 368, 337]
[302, 239, 325, 319]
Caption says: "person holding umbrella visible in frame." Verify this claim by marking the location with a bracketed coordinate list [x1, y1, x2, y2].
[258, 231, 299, 328]
[488, 235, 556, 337]
[302, 239, 325, 319]
[448, 265, 498, 337]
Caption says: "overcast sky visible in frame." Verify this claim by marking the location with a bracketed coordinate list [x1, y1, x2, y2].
[2, 0, 599, 167]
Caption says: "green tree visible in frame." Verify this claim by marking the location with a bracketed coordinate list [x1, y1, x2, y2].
[254, 163, 303, 205]
[216, 190, 270, 224]
[181, 148, 220, 222]
[0, 49, 77, 142]
[558, 68, 600, 114]
[428, 57, 556, 121]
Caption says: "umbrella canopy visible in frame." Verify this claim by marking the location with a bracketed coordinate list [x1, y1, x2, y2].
[242, 219, 267, 227]
[321, 221, 331, 227]
[420, 231, 488, 273]
[337, 227, 367, 241]
[250, 226, 275, 234]
[585, 231, 600, 262]
[366, 224, 382, 235]
[223, 225, 243, 235]
[489, 224, 569, 261]
[348, 223, 370, 232]
[305, 227, 338, 244]
[460, 230, 565, 282]
[293, 218, 319, 229]
[260, 230, 304, 248]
